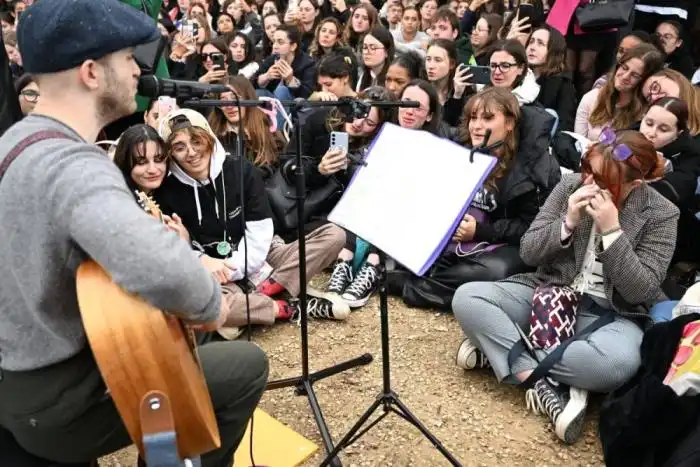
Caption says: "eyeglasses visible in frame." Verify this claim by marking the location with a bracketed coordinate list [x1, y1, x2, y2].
[20, 89, 39, 103]
[201, 52, 224, 61]
[362, 44, 384, 53]
[272, 39, 290, 45]
[599, 127, 632, 161]
[489, 62, 518, 72]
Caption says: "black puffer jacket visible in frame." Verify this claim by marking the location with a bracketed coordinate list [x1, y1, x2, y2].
[600, 313, 700, 467]
[536, 72, 577, 132]
[472, 104, 560, 245]
[0, 34, 21, 136]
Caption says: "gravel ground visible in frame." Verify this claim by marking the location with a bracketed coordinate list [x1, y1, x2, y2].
[100, 279, 606, 467]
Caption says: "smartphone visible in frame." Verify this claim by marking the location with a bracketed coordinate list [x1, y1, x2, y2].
[157, 96, 177, 117]
[330, 131, 349, 169]
[517, 2, 535, 26]
[466, 65, 491, 85]
[180, 20, 193, 37]
[212, 53, 226, 71]
[330, 131, 349, 153]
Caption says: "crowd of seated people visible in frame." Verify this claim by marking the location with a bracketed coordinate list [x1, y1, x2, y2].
[4, 0, 700, 453]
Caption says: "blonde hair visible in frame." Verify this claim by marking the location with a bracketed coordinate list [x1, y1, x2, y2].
[647, 68, 700, 136]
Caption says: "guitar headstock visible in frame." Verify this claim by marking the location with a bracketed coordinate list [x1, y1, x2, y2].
[136, 191, 165, 223]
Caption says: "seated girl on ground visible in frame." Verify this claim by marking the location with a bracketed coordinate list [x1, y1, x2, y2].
[388, 87, 560, 310]
[452, 130, 677, 444]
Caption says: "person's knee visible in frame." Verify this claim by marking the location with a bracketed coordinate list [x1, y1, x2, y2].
[567, 345, 641, 392]
[241, 343, 270, 389]
[205, 342, 269, 397]
[452, 281, 494, 328]
[606, 348, 641, 390]
[314, 224, 346, 255]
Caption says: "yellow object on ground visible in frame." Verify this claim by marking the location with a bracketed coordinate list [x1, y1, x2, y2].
[233, 409, 318, 466]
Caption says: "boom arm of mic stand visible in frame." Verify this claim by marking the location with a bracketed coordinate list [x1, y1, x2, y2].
[182, 98, 421, 109]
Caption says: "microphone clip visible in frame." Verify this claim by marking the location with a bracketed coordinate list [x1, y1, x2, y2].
[468, 129, 492, 163]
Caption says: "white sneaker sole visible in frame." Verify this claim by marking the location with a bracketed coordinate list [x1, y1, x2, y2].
[308, 287, 351, 320]
[341, 291, 374, 308]
[555, 387, 588, 444]
[456, 339, 477, 370]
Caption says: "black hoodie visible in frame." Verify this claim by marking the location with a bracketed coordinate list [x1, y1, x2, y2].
[650, 131, 700, 209]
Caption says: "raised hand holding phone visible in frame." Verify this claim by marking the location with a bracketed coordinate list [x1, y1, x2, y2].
[453, 64, 473, 98]
[319, 147, 349, 175]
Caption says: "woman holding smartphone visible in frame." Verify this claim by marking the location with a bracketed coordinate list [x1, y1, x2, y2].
[285, 88, 396, 307]
[255, 24, 316, 99]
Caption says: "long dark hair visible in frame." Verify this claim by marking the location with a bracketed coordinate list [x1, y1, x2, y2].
[224, 31, 255, 72]
[401, 79, 441, 135]
[358, 26, 395, 90]
[113, 124, 168, 194]
[530, 25, 568, 78]
[326, 86, 396, 150]
[651, 96, 689, 133]
[318, 47, 359, 89]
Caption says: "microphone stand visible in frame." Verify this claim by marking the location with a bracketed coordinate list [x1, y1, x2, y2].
[184, 96, 398, 466]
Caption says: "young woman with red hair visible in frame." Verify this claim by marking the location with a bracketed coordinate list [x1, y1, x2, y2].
[452, 130, 678, 445]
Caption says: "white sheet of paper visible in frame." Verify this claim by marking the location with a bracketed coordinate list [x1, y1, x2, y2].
[328, 123, 497, 275]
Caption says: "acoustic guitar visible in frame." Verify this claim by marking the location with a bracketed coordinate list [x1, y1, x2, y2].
[76, 191, 220, 459]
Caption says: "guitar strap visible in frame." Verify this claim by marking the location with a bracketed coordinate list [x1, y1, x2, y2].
[0, 130, 77, 183]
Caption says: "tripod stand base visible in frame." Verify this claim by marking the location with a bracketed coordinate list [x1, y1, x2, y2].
[266, 353, 372, 391]
[319, 390, 462, 467]
[266, 353, 373, 467]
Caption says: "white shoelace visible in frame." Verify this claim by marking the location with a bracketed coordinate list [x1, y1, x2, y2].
[306, 297, 334, 319]
[328, 263, 352, 292]
[525, 383, 563, 422]
[525, 389, 544, 415]
[345, 265, 377, 296]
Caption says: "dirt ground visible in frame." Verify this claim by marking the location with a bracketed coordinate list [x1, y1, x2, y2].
[100, 279, 606, 467]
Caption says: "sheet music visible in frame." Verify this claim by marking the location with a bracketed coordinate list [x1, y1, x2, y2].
[328, 123, 497, 275]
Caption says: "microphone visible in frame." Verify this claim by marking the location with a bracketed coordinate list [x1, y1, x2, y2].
[469, 129, 492, 163]
[137, 75, 230, 99]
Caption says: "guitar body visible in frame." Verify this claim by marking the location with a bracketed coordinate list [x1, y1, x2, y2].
[76, 260, 220, 459]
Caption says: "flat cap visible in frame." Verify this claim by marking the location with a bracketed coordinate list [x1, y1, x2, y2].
[17, 0, 160, 74]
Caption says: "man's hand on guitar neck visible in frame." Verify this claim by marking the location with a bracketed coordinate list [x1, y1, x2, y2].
[163, 213, 190, 243]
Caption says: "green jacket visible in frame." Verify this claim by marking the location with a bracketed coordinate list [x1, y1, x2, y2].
[454, 36, 475, 66]
[122, 0, 169, 111]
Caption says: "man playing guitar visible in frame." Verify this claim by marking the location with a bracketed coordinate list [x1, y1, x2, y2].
[0, 1, 268, 465]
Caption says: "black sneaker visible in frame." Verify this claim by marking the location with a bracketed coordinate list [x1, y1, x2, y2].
[289, 293, 350, 321]
[525, 379, 587, 444]
[342, 263, 381, 308]
[455, 337, 490, 370]
[327, 260, 353, 296]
